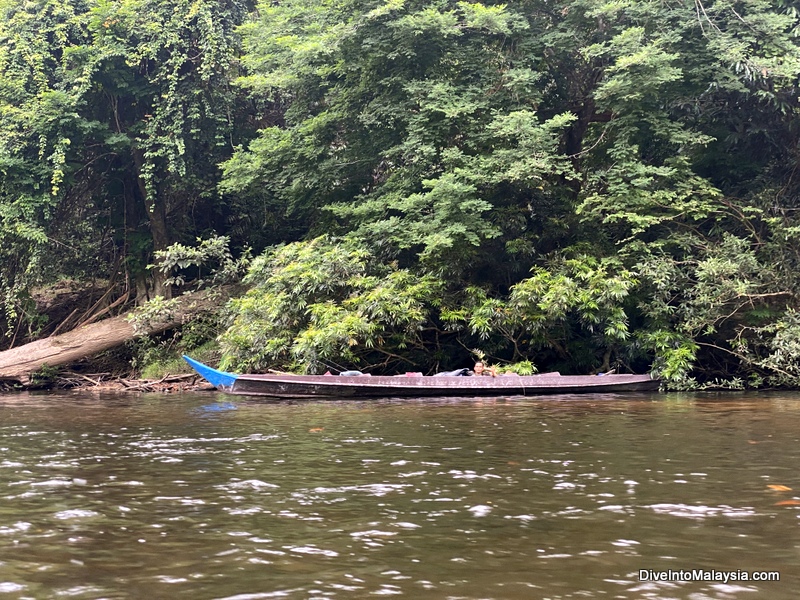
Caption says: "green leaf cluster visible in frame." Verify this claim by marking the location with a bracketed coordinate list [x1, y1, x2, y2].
[219, 236, 443, 372]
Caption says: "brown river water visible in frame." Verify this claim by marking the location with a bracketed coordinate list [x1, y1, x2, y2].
[0, 390, 799, 599]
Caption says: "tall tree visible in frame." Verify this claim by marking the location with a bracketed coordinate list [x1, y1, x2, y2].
[0, 0, 93, 344]
[221, 0, 800, 384]
[0, 0, 253, 347]
[85, 0, 253, 297]
[222, 0, 577, 277]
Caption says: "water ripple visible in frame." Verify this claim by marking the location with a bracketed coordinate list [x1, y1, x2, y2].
[648, 503, 758, 519]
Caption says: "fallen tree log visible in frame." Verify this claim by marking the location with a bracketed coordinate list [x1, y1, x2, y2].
[0, 287, 234, 385]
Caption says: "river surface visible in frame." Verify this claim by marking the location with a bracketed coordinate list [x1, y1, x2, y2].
[0, 391, 799, 599]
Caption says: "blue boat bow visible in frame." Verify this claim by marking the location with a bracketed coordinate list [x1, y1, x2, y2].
[182, 355, 238, 391]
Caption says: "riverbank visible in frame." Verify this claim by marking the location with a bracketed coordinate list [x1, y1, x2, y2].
[1, 372, 215, 394]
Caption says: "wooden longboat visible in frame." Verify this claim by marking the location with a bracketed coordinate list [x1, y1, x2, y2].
[183, 356, 660, 399]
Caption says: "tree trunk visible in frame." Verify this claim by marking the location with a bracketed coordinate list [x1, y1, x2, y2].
[131, 146, 172, 300]
[0, 288, 230, 384]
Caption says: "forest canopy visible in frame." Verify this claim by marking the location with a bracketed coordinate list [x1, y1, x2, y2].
[3, 0, 800, 388]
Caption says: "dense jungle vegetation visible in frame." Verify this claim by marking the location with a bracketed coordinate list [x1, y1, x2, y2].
[3, 0, 800, 389]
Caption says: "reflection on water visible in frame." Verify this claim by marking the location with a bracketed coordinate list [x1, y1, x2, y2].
[0, 391, 799, 598]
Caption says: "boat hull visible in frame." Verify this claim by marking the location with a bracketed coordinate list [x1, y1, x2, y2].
[183, 356, 659, 398]
[231, 373, 660, 398]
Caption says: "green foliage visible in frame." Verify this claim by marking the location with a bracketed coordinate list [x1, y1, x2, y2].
[154, 235, 251, 289]
[439, 255, 638, 372]
[509, 256, 636, 344]
[131, 336, 219, 379]
[6, 0, 800, 389]
[129, 308, 224, 379]
[499, 360, 537, 375]
[0, 0, 253, 348]
[638, 328, 699, 390]
[632, 218, 798, 387]
[0, 0, 92, 340]
[220, 236, 444, 372]
[30, 363, 60, 388]
[86, 0, 249, 189]
[224, 0, 577, 270]
[214, 0, 800, 385]
[126, 295, 180, 335]
[733, 310, 800, 388]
